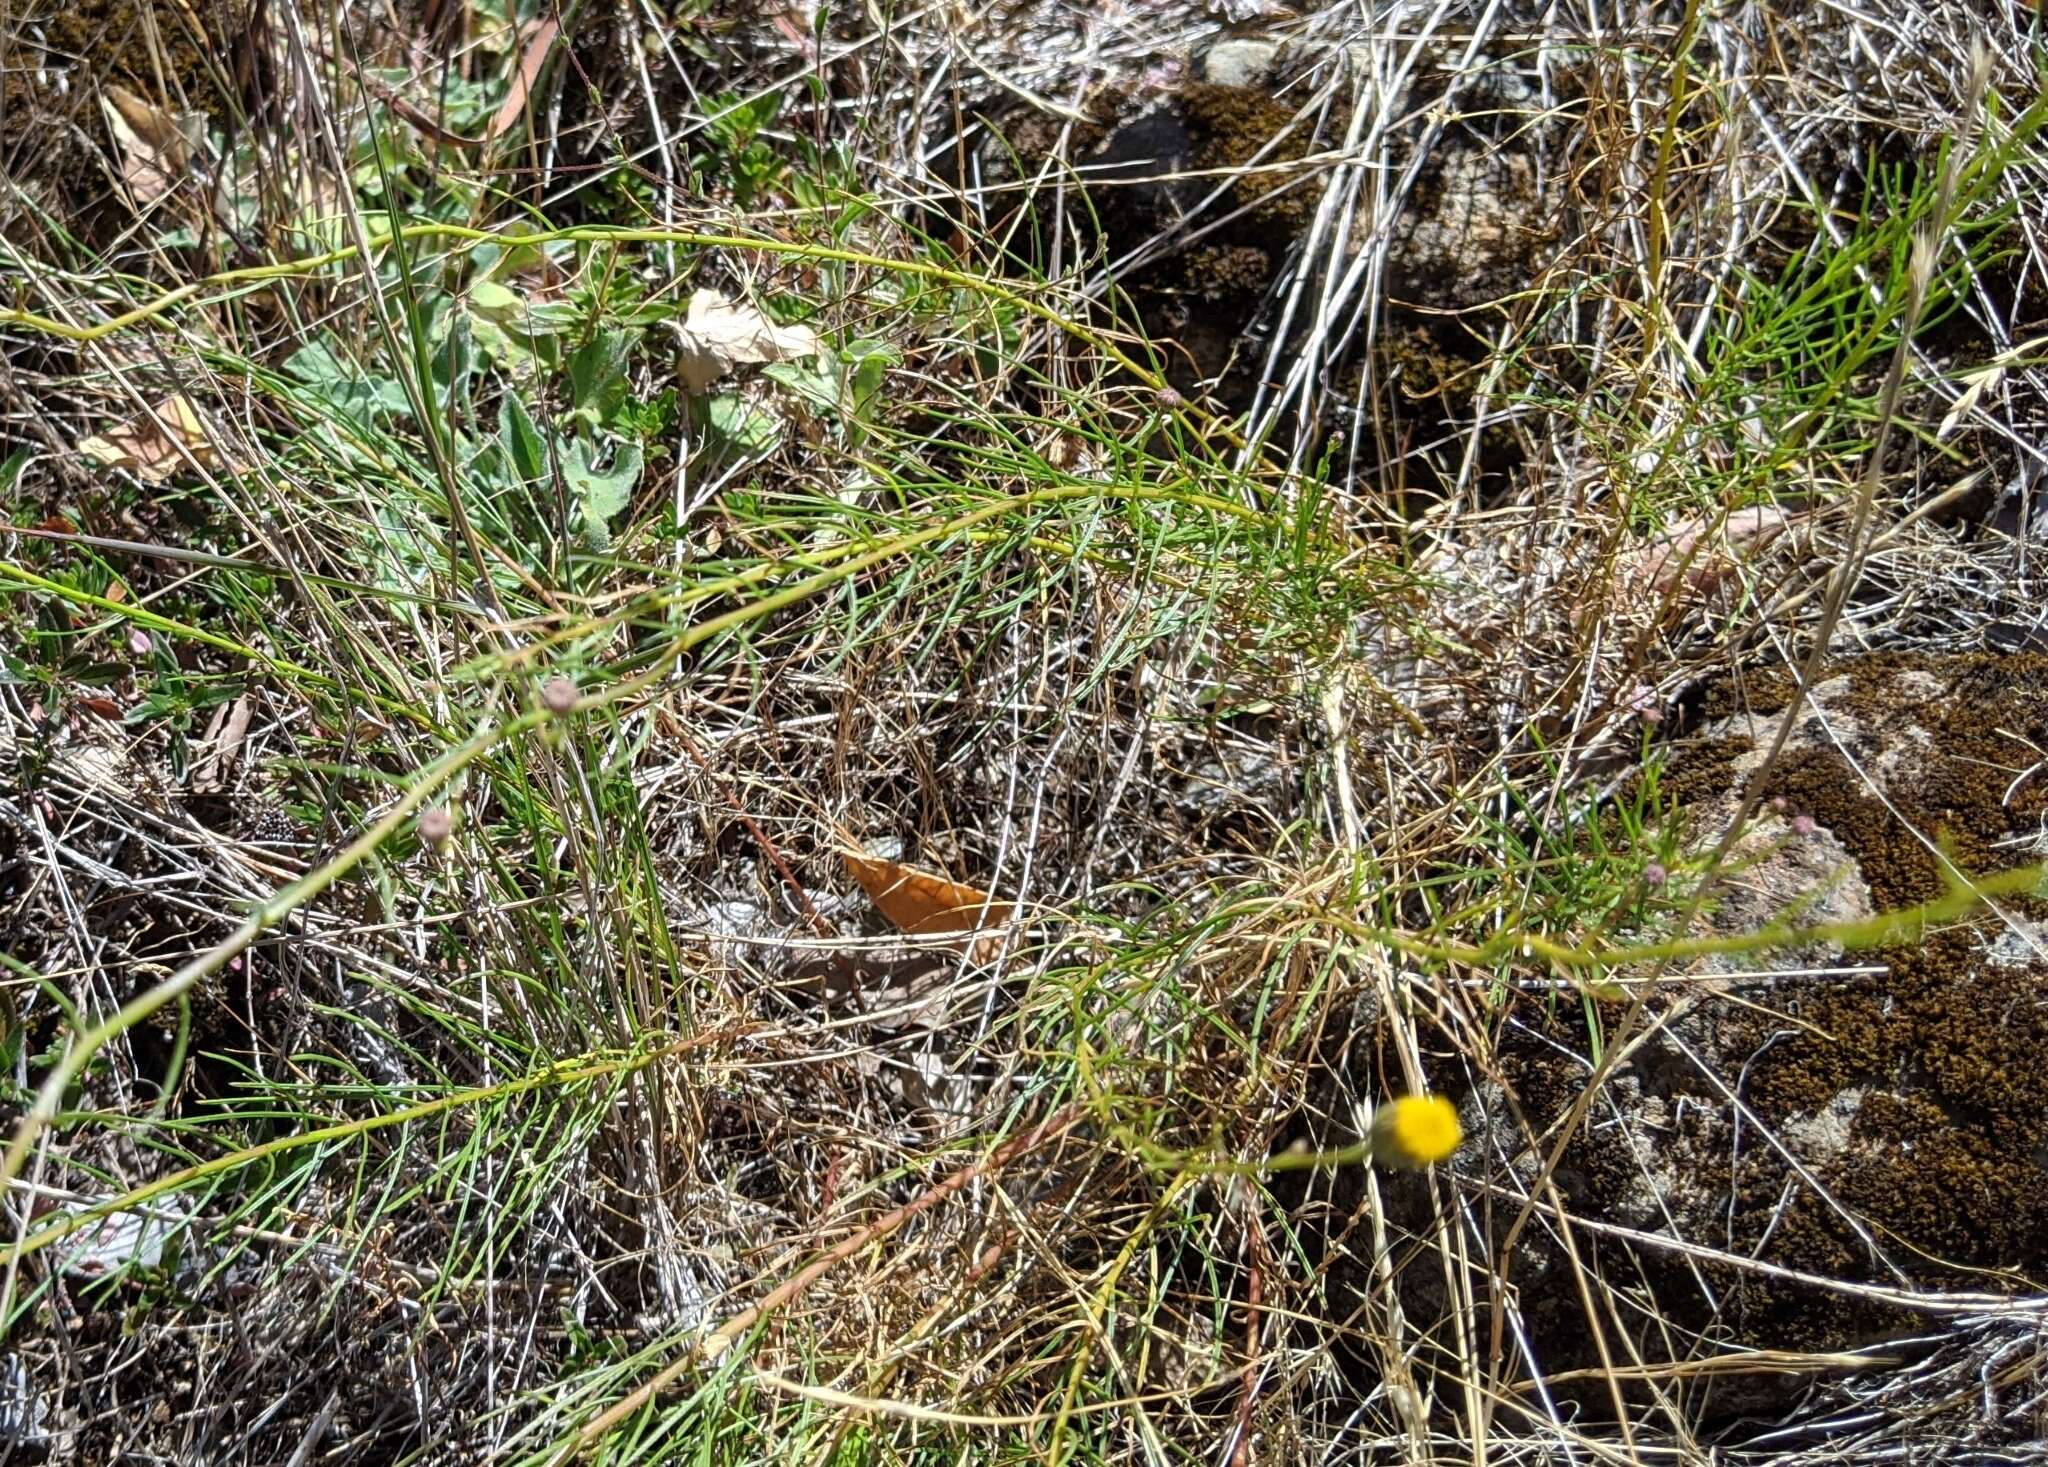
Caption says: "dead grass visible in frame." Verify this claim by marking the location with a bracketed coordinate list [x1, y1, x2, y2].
[2, 0, 2046, 1462]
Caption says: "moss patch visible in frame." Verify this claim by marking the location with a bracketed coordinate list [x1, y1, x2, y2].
[25, 0, 237, 107]
[1485, 653, 2048, 1413]
[952, 79, 1346, 408]
[1735, 655, 2048, 1305]
[1082, 83, 1331, 404]
[2, 0, 245, 246]
[950, 54, 1557, 496]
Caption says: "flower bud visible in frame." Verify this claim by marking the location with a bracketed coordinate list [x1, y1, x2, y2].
[419, 807, 454, 847]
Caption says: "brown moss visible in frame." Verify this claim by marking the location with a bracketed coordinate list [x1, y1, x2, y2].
[1695, 664, 1796, 723]
[962, 61, 1556, 486]
[1732, 656, 2048, 1288]
[1175, 82, 1320, 235]
[3, 0, 259, 248]
[1657, 734, 1754, 811]
[1484, 652, 2048, 1395]
[958, 81, 1341, 407]
[20, 0, 239, 111]
[1752, 654, 2048, 906]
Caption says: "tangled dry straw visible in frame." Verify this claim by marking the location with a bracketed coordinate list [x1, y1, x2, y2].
[0, 0, 2045, 1461]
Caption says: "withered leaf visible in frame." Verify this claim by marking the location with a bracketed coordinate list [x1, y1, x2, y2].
[78, 396, 229, 484]
[1631, 505, 1811, 597]
[676, 289, 822, 394]
[485, 18, 560, 142]
[101, 85, 201, 208]
[842, 849, 1013, 945]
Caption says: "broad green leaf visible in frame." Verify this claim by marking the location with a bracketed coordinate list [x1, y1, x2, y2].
[469, 280, 521, 316]
[499, 396, 549, 483]
[764, 358, 841, 415]
[846, 339, 898, 412]
[568, 330, 633, 426]
[284, 341, 412, 420]
[561, 435, 642, 549]
[701, 393, 783, 460]
[0, 448, 30, 495]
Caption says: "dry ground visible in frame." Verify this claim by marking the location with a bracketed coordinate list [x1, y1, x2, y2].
[2, 0, 2046, 1462]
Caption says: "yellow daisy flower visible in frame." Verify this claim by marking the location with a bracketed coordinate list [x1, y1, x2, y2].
[1369, 1094, 1463, 1169]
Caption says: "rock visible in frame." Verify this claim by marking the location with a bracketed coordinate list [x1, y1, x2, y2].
[1476, 653, 2048, 1417]
[1198, 37, 1284, 91]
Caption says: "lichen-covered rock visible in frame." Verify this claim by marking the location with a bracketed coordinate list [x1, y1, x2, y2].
[1483, 654, 2048, 1419]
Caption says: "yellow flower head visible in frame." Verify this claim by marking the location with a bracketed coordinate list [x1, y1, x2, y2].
[1370, 1094, 1463, 1169]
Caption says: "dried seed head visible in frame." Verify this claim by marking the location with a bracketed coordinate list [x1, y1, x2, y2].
[1908, 234, 1937, 297]
[1968, 39, 1993, 111]
[419, 807, 454, 847]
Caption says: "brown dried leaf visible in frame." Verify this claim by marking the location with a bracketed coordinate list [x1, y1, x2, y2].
[676, 289, 822, 393]
[78, 396, 227, 484]
[1631, 505, 1810, 597]
[842, 848, 1012, 953]
[101, 85, 200, 207]
[485, 18, 559, 142]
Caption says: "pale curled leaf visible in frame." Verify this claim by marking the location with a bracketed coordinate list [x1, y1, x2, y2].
[78, 396, 228, 484]
[101, 85, 199, 208]
[192, 695, 253, 794]
[1630, 505, 1811, 597]
[676, 289, 822, 394]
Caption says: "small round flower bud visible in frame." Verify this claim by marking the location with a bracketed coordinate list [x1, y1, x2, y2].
[1155, 387, 1184, 411]
[1644, 861, 1668, 887]
[1791, 814, 1817, 837]
[542, 677, 578, 716]
[419, 807, 454, 847]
